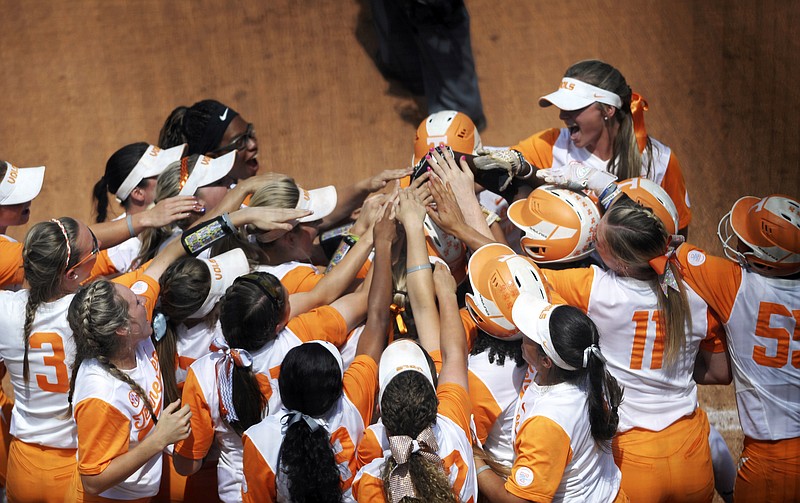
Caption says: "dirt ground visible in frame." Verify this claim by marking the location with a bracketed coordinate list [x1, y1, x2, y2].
[3, 1, 799, 499]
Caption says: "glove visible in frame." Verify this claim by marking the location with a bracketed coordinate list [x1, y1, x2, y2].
[536, 162, 617, 195]
[473, 149, 533, 191]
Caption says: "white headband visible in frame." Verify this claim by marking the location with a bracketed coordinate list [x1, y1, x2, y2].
[307, 340, 344, 377]
[511, 294, 577, 371]
[188, 248, 250, 319]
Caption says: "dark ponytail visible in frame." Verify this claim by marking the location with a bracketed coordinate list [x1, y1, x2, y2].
[276, 344, 343, 502]
[549, 306, 623, 443]
[94, 142, 150, 222]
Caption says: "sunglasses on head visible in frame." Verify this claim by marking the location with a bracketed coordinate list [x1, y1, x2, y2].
[70, 228, 99, 271]
[209, 123, 255, 156]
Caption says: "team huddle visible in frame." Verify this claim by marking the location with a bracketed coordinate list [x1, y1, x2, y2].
[0, 59, 797, 503]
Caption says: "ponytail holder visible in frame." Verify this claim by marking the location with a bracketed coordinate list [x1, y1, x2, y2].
[647, 235, 685, 297]
[152, 312, 169, 342]
[179, 157, 190, 191]
[390, 303, 408, 335]
[281, 410, 325, 434]
[210, 336, 254, 423]
[582, 344, 606, 368]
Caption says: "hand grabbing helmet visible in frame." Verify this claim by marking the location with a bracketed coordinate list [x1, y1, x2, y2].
[465, 243, 550, 340]
[718, 194, 800, 276]
[618, 177, 679, 235]
[508, 185, 601, 264]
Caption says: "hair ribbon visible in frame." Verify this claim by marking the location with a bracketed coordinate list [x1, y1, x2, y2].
[390, 303, 407, 335]
[647, 235, 685, 297]
[387, 426, 443, 503]
[210, 336, 253, 423]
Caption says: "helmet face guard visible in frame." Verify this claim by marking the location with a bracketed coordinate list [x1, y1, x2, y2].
[717, 195, 800, 276]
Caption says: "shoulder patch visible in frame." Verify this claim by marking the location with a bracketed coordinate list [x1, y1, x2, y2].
[514, 466, 534, 487]
[687, 250, 706, 267]
[130, 280, 149, 295]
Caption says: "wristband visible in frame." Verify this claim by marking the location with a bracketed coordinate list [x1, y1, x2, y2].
[126, 213, 136, 238]
[342, 233, 359, 247]
[406, 263, 432, 275]
[220, 212, 236, 234]
[600, 186, 622, 210]
[475, 465, 493, 476]
[181, 216, 235, 256]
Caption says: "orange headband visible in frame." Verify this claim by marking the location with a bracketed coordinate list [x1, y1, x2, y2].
[179, 157, 190, 191]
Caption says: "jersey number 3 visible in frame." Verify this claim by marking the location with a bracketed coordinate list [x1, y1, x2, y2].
[30, 332, 69, 393]
[753, 302, 800, 369]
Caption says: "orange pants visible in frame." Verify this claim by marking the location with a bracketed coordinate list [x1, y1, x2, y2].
[6, 439, 76, 503]
[613, 409, 714, 503]
[735, 436, 800, 503]
[152, 452, 220, 503]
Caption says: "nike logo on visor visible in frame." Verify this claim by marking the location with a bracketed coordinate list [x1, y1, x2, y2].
[219, 108, 229, 121]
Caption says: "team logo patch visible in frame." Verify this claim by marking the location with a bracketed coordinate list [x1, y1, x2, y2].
[129, 390, 141, 408]
[131, 281, 148, 295]
[514, 466, 534, 487]
[687, 250, 706, 266]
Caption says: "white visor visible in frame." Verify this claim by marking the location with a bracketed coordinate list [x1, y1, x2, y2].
[116, 144, 187, 202]
[539, 77, 623, 111]
[511, 293, 577, 371]
[188, 248, 250, 319]
[307, 340, 344, 377]
[378, 339, 435, 405]
[178, 150, 237, 196]
[296, 185, 337, 223]
[0, 162, 45, 205]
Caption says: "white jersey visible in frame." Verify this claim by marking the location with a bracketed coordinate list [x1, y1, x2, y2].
[174, 306, 348, 502]
[174, 319, 222, 386]
[73, 338, 163, 500]
[545, 265, 724, 432]
[352, 383, 477, 503]
[677, 244, 800, 440]
[509, 380, 622, 502]
[0, 290, 77, 448]
[467, 351, 526, 468]
[241, 355, 377, 503]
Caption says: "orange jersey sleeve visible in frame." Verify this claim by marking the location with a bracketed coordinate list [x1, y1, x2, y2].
[436, 382, 472, 438]
[356, 427, 383, 470]
[343, 355, 378, 426]
[174, 367, 215, 460]
[661, 153, 692, 230]
[75, 398, 131, 475]
[241, 433, 276, 503]
[352, 471, 386, 502]
[88, 249, 119, 280]
[506, 415, 573, 502]
[430, 349, 443, 374]
[468, 370, 502, 444]
[541, 268, 594, 312]
[512, 128, 559, 169]
[700, 309, 727, 353]
[0, 238, 24, 288]
[675, 244, 742, 323]
[281, 266, 324, 294]
[286, 305, 348, 345]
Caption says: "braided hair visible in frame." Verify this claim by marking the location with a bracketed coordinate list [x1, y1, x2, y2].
[22, 218, 81, 385]
[66, 280, 157, 422]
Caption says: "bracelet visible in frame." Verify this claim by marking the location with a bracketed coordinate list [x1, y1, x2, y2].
[126, 213, 136, 238]
[342, 233, 359, 247]
[598, 183, 616, 203]
[475, 464, 493, 476]
[406, 263, 432, 275]
[600, 187, 622, 210]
